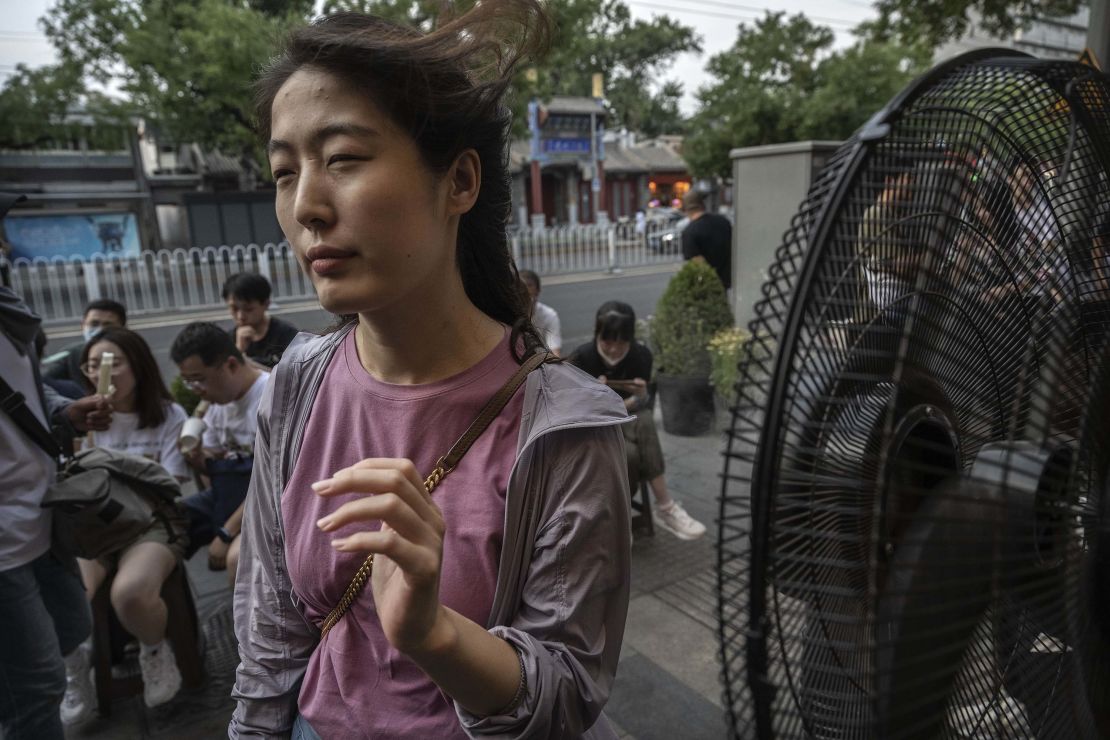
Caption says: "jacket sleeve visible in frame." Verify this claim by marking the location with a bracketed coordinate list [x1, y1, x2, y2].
[229, 374, 319, 738]
[458, 423, 632, 738]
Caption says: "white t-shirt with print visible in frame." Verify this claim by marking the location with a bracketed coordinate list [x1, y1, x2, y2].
[84, 403, 190, 480]
[202, 372, 270, 456]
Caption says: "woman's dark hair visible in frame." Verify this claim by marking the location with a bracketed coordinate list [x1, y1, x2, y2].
[253, 2, 551, 361]
[594, 301, 636, 342]
[81, 327, 173, 429]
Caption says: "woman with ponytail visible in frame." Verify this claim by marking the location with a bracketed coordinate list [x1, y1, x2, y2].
[230, 3, 632, 738]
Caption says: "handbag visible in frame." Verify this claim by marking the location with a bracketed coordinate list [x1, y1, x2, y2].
[0, 375, 186, 560]
[205, 454, 254, 514]
[319, 350, 551, 639]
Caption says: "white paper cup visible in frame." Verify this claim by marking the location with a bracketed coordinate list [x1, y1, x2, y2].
[179, 417, 207, 453]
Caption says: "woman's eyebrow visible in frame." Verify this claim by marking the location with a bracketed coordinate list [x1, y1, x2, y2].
[268, 122, 381, 156]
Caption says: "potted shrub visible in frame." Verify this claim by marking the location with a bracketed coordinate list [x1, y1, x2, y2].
[707, 326, 750, 408]
[651, 260, 733, 435]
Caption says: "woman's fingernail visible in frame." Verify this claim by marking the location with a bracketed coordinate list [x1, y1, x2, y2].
[311, 479, 333, 492]
[330, 538, 347, 550]
[317, 516, 333, 530]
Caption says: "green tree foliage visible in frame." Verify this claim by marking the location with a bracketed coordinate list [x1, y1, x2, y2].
[7, 0, 697, 162]
[870, 0, 1083, 49]
[0, 62, 130, 149]
[322, 0, 701, 136]
[38, 0, 303, 158]
[535, 0, 699, 136]
[683, 12, 928, 179]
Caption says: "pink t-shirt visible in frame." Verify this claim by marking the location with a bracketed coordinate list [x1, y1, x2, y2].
[282, 329, 525, 738]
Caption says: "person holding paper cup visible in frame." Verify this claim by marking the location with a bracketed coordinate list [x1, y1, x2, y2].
[63, 328, 191, 718]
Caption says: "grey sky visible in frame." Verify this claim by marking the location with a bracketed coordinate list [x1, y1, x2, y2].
[0, 0, 878, 117]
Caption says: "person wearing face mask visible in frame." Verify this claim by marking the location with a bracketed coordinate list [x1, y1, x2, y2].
[42, 299, 128, 387]
[569, 301, 706, 540]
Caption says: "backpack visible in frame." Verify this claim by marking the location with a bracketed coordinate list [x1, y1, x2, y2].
[1, 374, 186, 560]
[44, 447, 185, 559]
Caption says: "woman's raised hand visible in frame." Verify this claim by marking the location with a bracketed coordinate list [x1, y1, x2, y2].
[312, 458, 449, 655]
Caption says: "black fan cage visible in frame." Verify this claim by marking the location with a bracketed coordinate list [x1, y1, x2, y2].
[718, 50, 1110, 740]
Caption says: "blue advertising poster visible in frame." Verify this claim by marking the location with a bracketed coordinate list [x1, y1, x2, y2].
[4, 212, 142, 260]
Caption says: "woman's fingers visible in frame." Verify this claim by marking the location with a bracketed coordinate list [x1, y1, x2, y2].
[314, 461, 437, 521]
[318, 492, 441, 543]
[330, 529, 441, 581]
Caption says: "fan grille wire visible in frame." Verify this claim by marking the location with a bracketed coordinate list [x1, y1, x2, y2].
[718, 54, 1110, 739]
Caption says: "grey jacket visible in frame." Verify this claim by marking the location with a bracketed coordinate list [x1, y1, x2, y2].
[229, 327, 633, 739]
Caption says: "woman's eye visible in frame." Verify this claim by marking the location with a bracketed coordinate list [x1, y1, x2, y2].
[272, 168, 294, 182]
[327, 154, 361, 166]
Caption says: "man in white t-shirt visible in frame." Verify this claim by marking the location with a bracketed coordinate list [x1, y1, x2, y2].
[171, 322, 272, 583]
[520, 269, 562, 355]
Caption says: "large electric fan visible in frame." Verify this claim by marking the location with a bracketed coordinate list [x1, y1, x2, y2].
[717, 49, 1110, 739]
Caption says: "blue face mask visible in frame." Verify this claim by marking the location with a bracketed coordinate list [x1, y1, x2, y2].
[82, 326, 104, 343]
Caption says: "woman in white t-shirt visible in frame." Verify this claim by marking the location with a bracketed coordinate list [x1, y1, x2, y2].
[63, 328, 189, 720]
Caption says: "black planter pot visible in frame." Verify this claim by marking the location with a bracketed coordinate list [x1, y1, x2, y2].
[656, 372, 715, 436]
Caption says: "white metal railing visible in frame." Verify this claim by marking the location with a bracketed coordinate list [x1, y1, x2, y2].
[3, 243, 316, 326]
[4, 224, 683, 325]
[512, 220, 683, 274]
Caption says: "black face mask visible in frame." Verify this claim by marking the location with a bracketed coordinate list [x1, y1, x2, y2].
[0, 287, 42, 353]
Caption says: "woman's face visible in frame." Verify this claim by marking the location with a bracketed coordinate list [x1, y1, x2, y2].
[268, 68, 458, 316]
[84, 340, 135, 403]
[597, 337, 631, 366]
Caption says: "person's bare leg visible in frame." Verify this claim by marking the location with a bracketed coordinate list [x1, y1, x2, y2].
[78, 557, 109, 602]
[648, 474, 674, 509]
[109, 542, 176, 646]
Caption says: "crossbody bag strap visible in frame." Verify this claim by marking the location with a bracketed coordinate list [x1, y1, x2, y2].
[0, 373, 63, 459]
[320, 350, 550, 639]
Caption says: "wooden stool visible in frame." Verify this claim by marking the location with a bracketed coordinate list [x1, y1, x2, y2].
[630, 480, 655, 537]
[91, 563, 205, 717]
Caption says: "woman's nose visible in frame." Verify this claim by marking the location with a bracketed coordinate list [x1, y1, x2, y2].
[293, 167, 335, 232]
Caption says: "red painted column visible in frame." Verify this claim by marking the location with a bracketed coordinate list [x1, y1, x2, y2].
[530, 161, 543, 217]
[597, 160, 607, 214]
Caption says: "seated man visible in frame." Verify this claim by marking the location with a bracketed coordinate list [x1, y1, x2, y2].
[222, 273, 299, 369]
[569, 301, 706, 540]
[520, 269, 561, 355]
[42, 298, 127, 385]
[171, 322, 269, 585]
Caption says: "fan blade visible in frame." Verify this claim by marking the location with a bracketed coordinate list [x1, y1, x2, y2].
[876, 477, 1003, 740]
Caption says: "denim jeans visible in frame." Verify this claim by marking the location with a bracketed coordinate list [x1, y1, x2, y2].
[292, 713, 322, 740]
[0, 550, 91, 740]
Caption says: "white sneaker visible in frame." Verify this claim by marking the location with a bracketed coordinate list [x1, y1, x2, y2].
[138, 641, 182, 708]
[61, 640, 95, 725]
[653, 501, 707, 540]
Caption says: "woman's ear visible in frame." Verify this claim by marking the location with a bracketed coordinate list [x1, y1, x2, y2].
[445, 149, 481, 216]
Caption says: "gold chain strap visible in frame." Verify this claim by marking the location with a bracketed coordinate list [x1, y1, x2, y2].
[319, 461, 449, 639]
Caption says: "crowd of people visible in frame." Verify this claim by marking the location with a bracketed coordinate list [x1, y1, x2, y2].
[0, 2, 716, 738]
[1, 243, 305, 725]
[2, 230, 713, 739]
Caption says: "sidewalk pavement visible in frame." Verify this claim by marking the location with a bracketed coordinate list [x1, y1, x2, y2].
[67, 404, 732, 740]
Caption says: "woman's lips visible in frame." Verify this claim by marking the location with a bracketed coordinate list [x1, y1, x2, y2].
[306, 245, 356, 276]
